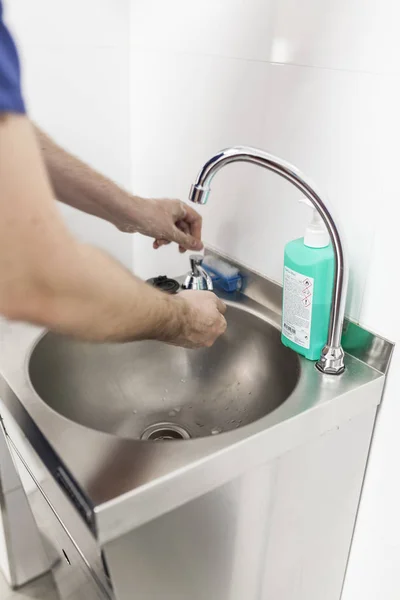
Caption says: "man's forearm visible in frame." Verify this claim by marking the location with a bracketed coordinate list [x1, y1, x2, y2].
[8, 237, 187, 343]
[0, 117, 184, 343]
[34, 126, 142, 229]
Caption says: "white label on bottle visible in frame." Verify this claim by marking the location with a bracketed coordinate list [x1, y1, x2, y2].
[282, 267, 314, 349]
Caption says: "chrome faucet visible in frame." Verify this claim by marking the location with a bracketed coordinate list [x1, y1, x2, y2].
[189, 146, 348, 375]
[182, 255, 214, 291]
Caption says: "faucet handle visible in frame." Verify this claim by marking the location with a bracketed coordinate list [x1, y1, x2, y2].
[189, 254, 204, 276]
[183, 255, 213, 291]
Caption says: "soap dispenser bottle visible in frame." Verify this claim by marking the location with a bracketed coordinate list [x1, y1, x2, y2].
[281, 199, 335, 360]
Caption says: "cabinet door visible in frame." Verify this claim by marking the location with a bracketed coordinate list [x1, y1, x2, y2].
[11, 441, 111, 599]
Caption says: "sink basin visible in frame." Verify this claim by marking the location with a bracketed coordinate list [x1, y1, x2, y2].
[28, 305, 300, 440]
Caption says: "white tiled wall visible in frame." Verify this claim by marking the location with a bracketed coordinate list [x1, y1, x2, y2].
[4, 0, 132, 269]
[268, 0, 400, 75]
[130, 0, 400, 75]
[129, 1, 400, 598]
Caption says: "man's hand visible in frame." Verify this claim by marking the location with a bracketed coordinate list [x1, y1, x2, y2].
[35, 127, 203, 253]
[118, 198, 203, 254]
[167, 291, 227, 348]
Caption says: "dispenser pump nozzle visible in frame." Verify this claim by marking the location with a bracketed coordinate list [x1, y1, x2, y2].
[300, 198, 330, 248]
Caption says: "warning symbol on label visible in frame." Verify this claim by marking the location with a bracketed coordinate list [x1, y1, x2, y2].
[303, 278, 312, 288]
[302, 288, 311, 297]
[303, 297, 312, 307]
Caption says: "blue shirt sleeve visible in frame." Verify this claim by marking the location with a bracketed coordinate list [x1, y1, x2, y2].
[0, 0, 25, 113]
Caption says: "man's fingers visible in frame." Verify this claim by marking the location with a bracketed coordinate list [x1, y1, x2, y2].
[150, 200, 203, 252]
[177, 219, 190, 234]
[173, 227, 203, 251]
[183, 204, 203, 243]
[153, 239, 171, 249]
[219, 314, 228, 333]
[176, 201, 187, 220]
[216, 297, 227, 315]
[176, 220, 191, 253]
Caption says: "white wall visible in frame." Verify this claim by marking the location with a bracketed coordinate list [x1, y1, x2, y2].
[128, 1, 400, 598]
[4, 0, 132, 269]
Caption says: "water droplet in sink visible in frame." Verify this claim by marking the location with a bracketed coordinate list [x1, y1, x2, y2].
[133, 409, 137, 414]
[174, 407, 181, 413]
[180, 379, 186, 383]
[225, 406, 229, 410]
[168, 410, 177, 417]
[231, 420, 235, 424]
[211, 427, 222, 435]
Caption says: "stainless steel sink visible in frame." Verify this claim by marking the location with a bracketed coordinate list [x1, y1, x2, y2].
[0, 250, 391, 600]
[28, 305, 300, 440]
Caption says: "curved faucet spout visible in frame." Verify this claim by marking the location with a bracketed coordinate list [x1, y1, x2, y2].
[189, 146, 347, 375]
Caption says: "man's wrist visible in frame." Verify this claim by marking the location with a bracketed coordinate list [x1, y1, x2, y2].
[109, 195, 149, 233]
[151, 293, 189, 344]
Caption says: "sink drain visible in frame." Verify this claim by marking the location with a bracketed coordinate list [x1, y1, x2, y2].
[140, 422, 191, 441]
